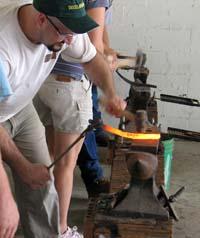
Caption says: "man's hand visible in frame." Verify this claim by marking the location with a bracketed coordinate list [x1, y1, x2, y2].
[19, 163, 51, 190]
[0, 157, 19, 238]
[99, 95, 126, 118]
[0, 126, 51, 190]
[0, 193, 19, 238]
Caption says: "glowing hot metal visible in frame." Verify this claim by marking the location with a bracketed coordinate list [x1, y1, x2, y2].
[103, 124, 160, 140]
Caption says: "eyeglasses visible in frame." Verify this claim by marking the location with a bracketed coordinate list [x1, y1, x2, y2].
[46, 16, 74, 37]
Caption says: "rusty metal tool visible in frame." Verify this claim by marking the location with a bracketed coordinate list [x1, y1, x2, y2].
[47, 119, 102, 170]
[169, 186, 185, 203]
[116, 49, 146, 70]
[116, 55, 137, 70]
[116, 68, 157, 88]
[157, 185, 185, 221]
[115, 50, 157, 88]
[168, 127, 200, 142]
[103, 124, 160, 140]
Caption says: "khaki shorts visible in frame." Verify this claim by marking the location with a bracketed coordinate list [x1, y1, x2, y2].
[34, 74, 93, 133]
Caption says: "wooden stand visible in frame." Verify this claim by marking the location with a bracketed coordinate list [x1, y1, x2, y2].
[84, 149, 172, 238]
[84, 198, 173, 238]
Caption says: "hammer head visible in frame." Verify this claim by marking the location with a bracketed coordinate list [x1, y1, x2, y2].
[135, 49, 147, 68]
[134, 49, 149, 84]
[134, 67, 149, 84]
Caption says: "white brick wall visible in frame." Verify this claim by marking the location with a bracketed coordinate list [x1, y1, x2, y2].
[103, 0, 200, 132]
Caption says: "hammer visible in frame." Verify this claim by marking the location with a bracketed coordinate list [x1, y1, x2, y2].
[116, 49, 147, 70]
[99, 96, 135, 122]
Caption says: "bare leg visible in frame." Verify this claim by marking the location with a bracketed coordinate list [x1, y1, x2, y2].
[45, 125, 55, 161]
[46, 127, 84, 233]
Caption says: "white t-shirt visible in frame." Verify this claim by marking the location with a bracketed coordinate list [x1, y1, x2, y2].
[0, 3, 96, 122]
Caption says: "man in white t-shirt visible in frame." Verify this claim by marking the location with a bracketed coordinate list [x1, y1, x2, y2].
[0, 0, 125, 237]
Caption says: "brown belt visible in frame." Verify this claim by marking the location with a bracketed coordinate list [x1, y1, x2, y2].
[55, 75, 74, 82]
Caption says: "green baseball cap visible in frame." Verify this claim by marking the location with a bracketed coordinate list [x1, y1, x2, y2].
[33, 0, 99, 34]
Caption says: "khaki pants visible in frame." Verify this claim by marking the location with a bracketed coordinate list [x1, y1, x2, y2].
[2, 103, 60, 238]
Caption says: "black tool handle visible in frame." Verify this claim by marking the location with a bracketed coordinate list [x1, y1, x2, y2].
[47, 132, 85, 170]
[169, 186, 185, 203]
[160, 94, 200, 107]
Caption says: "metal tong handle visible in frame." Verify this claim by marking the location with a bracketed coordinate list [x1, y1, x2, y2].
[47, 120, 102, 170]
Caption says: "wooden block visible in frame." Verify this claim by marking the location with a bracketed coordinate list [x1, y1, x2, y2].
[84, 198, 98, 238]
[84, 198, 173, 238]
[156, 152, 165, 187]
[93, 218, 173, 238]
[110, 155, 130, 193]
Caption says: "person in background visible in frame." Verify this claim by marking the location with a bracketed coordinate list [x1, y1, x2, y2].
[92, 0, 117, 146]
[0, 0, 125, 237]
[77, 0, 118, 197]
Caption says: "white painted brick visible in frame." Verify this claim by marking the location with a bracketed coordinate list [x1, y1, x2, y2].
[102, 0, 200, 131]
[145, 29, 191, 51]
[188, 120, 200, 131]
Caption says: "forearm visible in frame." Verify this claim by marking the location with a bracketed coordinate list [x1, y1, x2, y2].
[87, 7, 105, 54]
[0, 125, 29, 174]
[103, 25, 110, 52]
[83, 51, 116, 97]
[91, 40, 104, 54]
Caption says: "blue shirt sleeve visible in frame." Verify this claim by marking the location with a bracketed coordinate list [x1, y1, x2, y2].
[105, 5, 112, 25]
[85, 0, 110, 10]
[0, 58, 12, 101]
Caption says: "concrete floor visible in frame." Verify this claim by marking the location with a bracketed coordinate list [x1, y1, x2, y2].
[13, 139, 200, 237]
[169, 140, 200, 238]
